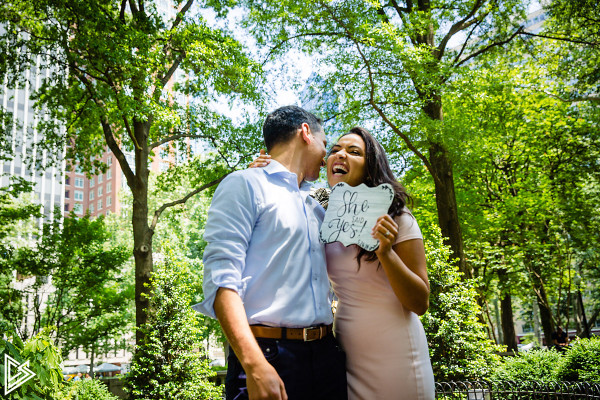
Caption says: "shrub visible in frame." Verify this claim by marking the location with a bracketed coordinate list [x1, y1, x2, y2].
[0, 326, 64, 400]
[125, 247, 221, 399]
[555, 337, 600, 382]
[59, 379, 119, 400]
[420, 226, 502, 381]
[490, 348, 563, 382]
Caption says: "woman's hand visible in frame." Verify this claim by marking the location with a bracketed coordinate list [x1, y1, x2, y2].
[372, 214, 398, 255]
[248, 149, 271, 168]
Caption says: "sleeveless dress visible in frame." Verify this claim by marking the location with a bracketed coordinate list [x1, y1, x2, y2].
[326, 212, 435, 400]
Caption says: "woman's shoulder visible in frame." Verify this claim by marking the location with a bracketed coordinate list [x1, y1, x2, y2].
[393, 208, 422, 243]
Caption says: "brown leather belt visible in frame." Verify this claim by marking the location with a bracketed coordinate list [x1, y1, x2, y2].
[250, 324, 333, 341]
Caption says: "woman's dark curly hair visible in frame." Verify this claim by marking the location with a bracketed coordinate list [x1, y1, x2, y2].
[334, 126, 411, 265]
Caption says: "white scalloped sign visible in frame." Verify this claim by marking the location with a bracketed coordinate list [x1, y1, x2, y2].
[319, 182, 394, 251]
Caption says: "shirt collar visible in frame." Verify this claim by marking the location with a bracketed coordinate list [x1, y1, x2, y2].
[264, 160, 313, 192]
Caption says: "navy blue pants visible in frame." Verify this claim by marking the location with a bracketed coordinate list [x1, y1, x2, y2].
[225, 333, 348, 400]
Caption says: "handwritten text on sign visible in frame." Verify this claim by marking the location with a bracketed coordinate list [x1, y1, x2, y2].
[319, 183, 394, 251]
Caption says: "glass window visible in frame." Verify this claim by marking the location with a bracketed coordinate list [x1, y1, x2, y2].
[64, 204, 69, 212]
[74, 191, 83, 201]
[65, 190, 70, 199]
[98, 174, 103, 183]
[90, 177, 95, 187]
[98, 186, 103, 196]
[106, 182, 112, 193]
[74, 177, 84, 188]
[65, 176, 70, 185]
[75, 164, 84, 174]
[107, 169, 112, 179]
[107, 196, 112, 206]
[107, 156, 113, 166]
[89, 190, 95, 201]
[89, 204, 94, 214]
[98, 199, 103, 210]
[73, 203, 83, 214]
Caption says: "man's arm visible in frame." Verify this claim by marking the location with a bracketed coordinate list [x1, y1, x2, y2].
[215, 288, 287, 400]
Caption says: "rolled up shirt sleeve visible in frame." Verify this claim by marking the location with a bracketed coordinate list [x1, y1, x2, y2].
[192, 173, 259, 318]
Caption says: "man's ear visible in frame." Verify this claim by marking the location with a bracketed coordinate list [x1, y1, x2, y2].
[300, 123, 312, 144]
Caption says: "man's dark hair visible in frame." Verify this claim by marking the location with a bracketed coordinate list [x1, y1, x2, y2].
[263, 106, 323, 151]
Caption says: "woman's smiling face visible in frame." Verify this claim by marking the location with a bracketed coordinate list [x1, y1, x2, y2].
[326, 133, 367, 187]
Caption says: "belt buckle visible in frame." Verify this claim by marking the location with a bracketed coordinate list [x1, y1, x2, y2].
[303, 326, 318, 342]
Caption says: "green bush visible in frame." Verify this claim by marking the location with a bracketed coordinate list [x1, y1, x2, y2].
[59, 379, 119, 400]
[490, 348, 563, 382]
[125, 247, 221, 399]
[555, 337, 600, 382]
[0, 326, 65, 400]
[420, 226, 502, 381]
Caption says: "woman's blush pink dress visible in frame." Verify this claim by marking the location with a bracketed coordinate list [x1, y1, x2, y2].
[326, 212, 435, 400]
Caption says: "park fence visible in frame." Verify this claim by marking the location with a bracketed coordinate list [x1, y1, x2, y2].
[435, 381, 600, 399]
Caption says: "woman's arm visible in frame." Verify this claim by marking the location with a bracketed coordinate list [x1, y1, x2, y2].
[372, 215, 430, 315]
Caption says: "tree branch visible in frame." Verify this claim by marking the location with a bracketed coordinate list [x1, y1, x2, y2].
[171, 0, 195, 31]
[262, 32, 344, 65]
[538, 90, 600, 104]
[160, 52, 185, 88]
[455, 26, 524, 68]
[321, 0, 439, 186]
[437, 0, 487, 59]
[149, 132, 218, 150]
[519, 31, 599, 47]
[71, 66, 137, 187]
[150, 174, 229, 232]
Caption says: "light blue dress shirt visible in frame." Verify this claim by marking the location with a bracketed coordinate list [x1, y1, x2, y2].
[193, 160, 333, 328]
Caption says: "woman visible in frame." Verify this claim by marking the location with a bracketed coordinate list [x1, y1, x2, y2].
[253, 127, 435, 400]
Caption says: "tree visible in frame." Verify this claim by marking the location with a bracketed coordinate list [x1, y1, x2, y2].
[0, 0, 264, 343]
[440, 45, 600, 347]
[0, 177, 41, 330]
[238, 0, 530, 277]
[125, 246, 220, 400]
[10, 213, 133, 366]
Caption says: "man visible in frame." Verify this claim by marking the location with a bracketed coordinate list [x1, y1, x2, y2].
[194, 106, 347, 400]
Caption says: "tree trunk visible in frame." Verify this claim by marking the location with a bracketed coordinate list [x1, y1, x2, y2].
[132, 121, 153, 345]
[423, 98, 468, 277]
[497, 268, 517, 352]
[500, 293, 518, 352]
[530, 262, 555, 346]
[89, 345, 95, 378]
[576, 289, 590, 338]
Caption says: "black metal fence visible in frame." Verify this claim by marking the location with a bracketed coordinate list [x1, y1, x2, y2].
[436, 381, 600, 399]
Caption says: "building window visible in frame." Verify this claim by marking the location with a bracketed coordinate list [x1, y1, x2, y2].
[107, 169, 112, 179]
[107, 156, 113, 166]
[98, 199, 103, 210]
[65, 176, 70, 185]
[64, 204, 69, 212]
[107, 196, 112, 206]
[107, 182, 112, 193]
[73, 203, 83, 214]
[98, 186, 103, 196]
[75, 164, 84, 174]
[90, 177, 95, 187]
[65, 190, 70, 199]
[89, 204, 94, 214]
[74, 177, 84, 188]
[89, 190, 95, 201]
[98, 174, 103, 183]
[74, 191, 84, 201]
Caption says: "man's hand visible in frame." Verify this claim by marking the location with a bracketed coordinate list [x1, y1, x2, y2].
[214, 288, 287, 400]
[245, 360, 288, 400]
